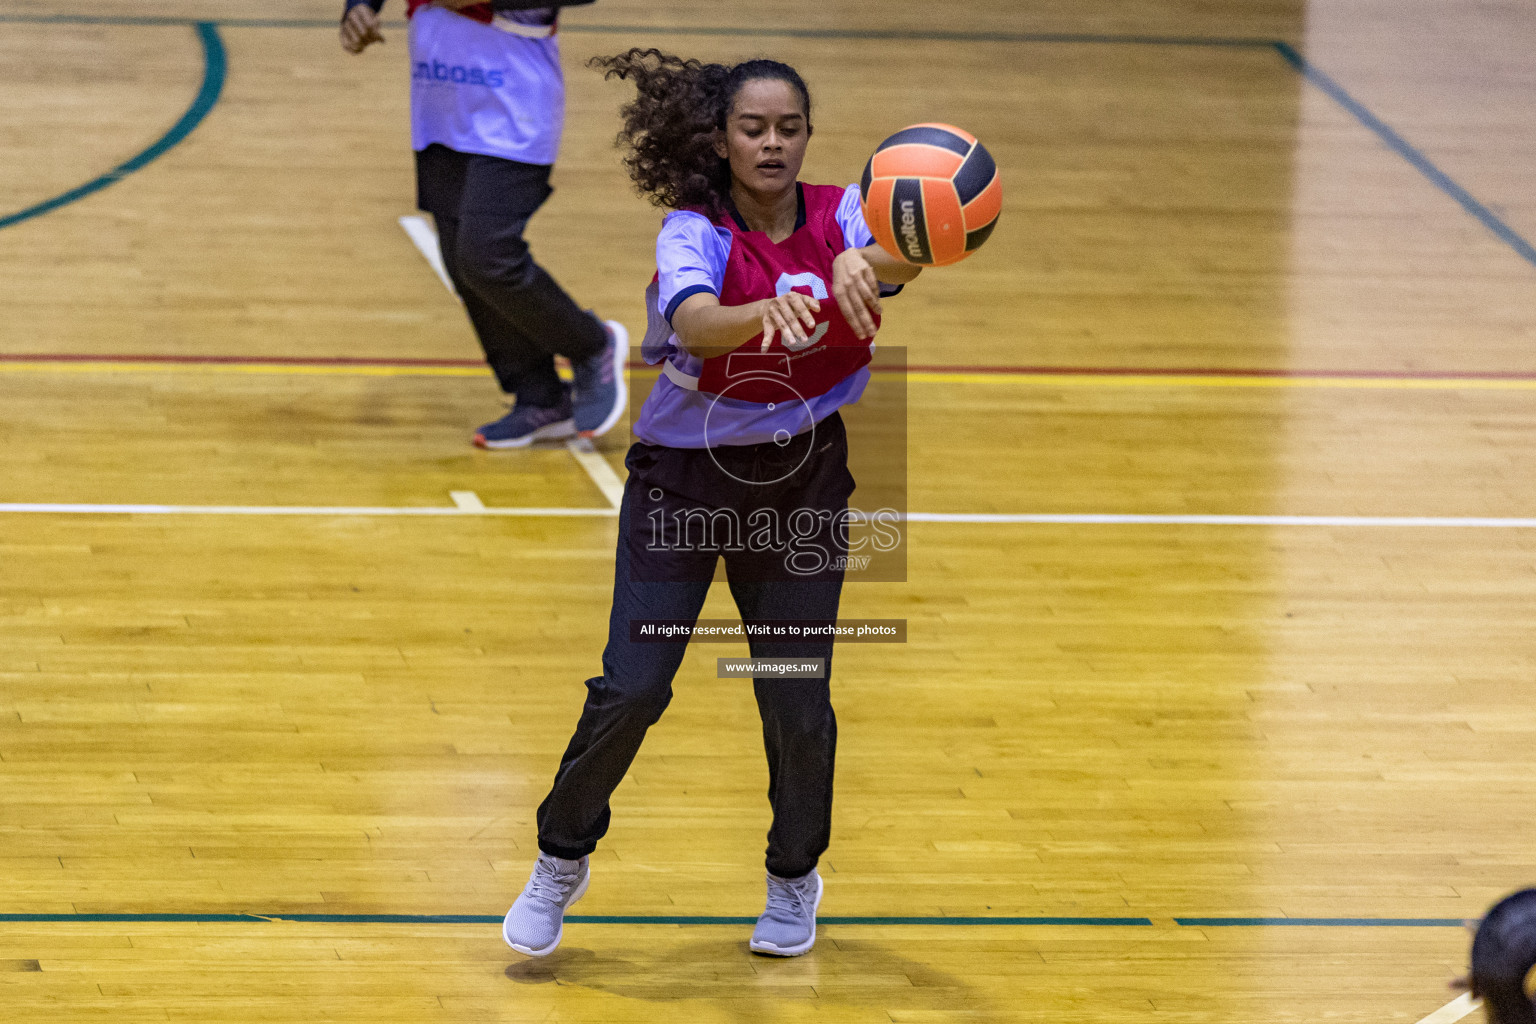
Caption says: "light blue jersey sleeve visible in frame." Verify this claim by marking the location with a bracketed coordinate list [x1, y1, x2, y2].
[655, 211, 733, 325]
[835, 183, 903, 296]
[836, 183, 874, 249]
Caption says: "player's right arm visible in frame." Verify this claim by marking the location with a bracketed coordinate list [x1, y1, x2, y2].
[340, 0, 386, 53]
[659, 211, 820, 359]
[672, 292, 820, 359]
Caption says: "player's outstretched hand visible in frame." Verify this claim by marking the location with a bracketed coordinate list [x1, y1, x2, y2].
[760, 292, 821, 352]
[832, 246, 882, 340]
[340, 5, 385, 53]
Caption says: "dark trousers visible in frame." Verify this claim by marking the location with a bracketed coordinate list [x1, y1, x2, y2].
[536, 416, 855, 878]
[416, 144, 605, 407]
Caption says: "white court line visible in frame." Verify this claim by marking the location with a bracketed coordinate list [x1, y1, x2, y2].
[383, 216, 1536, 533]
[565, 438, 625, 509]
[397, 215, 622, 504]
[449, 490, 485, 511]
[901, 513, 1536, 527]
[0, 503, 615, 517]
[1414, 993, 1481, 1024]
[398, 215, 457, 296]
[5, 504, 1536, 527]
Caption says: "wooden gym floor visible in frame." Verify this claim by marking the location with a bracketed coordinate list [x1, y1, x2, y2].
[3, 0, 1536, 1020]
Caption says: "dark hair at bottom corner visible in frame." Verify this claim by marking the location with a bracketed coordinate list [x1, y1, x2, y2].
[1473, 888, 1536, 1024]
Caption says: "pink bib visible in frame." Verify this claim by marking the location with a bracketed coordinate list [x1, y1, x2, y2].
[691, 184, 878, 405]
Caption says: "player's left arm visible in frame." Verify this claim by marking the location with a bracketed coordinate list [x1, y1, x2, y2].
[831, 245, 920, 340]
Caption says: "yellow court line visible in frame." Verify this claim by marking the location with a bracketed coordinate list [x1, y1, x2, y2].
[4, 361, 1536, 390]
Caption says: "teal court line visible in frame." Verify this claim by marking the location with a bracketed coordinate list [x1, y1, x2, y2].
[0, 913, 1466, 927]
[0, 22, 225, 231]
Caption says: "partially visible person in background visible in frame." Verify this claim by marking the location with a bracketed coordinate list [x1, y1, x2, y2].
[1459, 888, 1536, 1024]
[341, 0, 627, 448]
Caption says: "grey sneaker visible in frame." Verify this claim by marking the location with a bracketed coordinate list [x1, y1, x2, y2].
[749, 868, 822, 956]
[570, 320, 628, 439]
[474, 388, 574, 449]
[502, 853, 590, 957]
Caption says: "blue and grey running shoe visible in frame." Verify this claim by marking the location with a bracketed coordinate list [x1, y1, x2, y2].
[503, 853, 590, 957]
[749, 869, 822, 956]
[473, 388, 575, 449]
[571, 320, 629, 439]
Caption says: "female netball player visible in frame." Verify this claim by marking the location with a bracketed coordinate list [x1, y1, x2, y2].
[1458, 888, 1536, 1024]
[501, 48, 921, 958]
[340, 0, 627, 447]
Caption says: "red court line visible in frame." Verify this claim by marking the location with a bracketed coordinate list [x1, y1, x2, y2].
[5, 353, 1536, 381]
[892, 365, 1536, 380]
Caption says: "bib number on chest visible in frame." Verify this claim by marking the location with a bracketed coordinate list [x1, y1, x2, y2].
[775, 273, 830, 352]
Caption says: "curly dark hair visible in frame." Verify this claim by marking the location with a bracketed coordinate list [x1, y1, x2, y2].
[588, 48, 812, 215]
